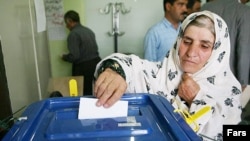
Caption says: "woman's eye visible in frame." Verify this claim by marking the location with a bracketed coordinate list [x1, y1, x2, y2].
[201, 44, 211, 49]
[183, 40, 191, 44]
[202, 45, 208, 48]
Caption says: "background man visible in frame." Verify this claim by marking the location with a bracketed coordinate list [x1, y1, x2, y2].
[143, 0, 188, 62]
[62, 10, 101, 95]
[187, 0, 201, 15]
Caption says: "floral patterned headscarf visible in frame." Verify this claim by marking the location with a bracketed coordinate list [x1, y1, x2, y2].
[166, 10, 241, 94]
[173, 11, 229, 80]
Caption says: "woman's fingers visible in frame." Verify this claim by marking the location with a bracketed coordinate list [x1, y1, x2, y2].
[94, 71, 108, 98]
[102, 79, 127, 108]
[94, 68, 127, 108]
[179, 73, 200, 106]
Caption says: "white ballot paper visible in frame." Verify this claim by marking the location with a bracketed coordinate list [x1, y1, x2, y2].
[78, 98, 128, 119]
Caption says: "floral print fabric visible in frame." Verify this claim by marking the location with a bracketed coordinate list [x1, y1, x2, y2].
[95, 11, 242, 140]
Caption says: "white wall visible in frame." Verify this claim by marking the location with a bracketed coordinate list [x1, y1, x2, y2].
[84, 0, 163, 58]
[0, 0, 51, 113]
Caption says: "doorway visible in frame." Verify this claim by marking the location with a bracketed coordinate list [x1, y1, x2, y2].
[0, 40, 13, 139]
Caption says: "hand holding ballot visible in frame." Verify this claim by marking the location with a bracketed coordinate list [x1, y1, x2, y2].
[78, 97, 128, 119]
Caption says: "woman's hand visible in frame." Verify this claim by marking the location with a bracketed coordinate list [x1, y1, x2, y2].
[94, 68, 127, 108]
[178, 73, 200, 106]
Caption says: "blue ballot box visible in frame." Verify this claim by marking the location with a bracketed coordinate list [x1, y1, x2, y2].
[3, 93, 201, 141]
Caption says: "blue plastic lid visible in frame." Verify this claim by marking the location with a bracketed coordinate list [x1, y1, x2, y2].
[3, 93, 201, 141]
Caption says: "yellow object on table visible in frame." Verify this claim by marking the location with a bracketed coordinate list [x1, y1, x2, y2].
[69, 79, 78, 97]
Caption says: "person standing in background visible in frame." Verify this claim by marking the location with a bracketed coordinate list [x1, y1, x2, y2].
[143, 0, 188, 62]
[187, 0, 201, 15]
[62, 10, 101, 95]
[201, 0, 250, 92]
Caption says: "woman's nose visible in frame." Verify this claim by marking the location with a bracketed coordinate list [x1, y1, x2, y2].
[186, 44, 198, 57]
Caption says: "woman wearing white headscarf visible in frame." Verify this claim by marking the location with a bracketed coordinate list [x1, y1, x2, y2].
[94, 11, 242, 140]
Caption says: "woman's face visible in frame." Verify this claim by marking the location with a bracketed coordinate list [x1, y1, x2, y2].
[179, 25, 215, 74]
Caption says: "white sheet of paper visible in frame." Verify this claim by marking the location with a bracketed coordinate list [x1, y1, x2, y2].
[34, 0, 46, 32]
[78, 98, 128, 119]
